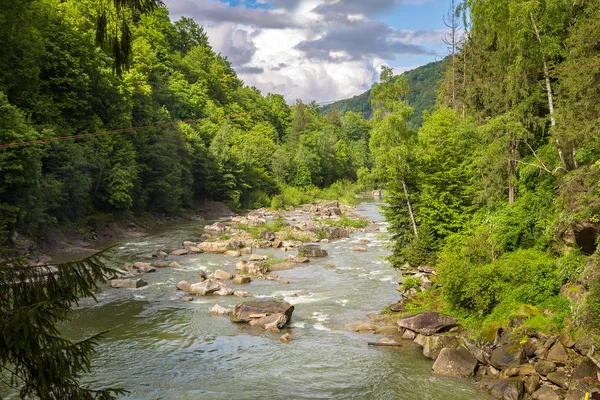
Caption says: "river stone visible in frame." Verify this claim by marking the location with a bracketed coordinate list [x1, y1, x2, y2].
[169, 261, 183, 269]
[189, 280, 220, 296]
[213, 269, 234, 280]
[224, 250, 241, 257]
[532, 385, 561, 400]
[289, 256, 309, 263]
[547, 370, 569, 390]
[536, 335, 559, 357]
[152, 260, 170, 268]
[518, 363, 537, 376]
[248, 313, 289, 330]
[402, 330, 416, 340]
[547, 342, 568, 363]
[299, 244, 328, 257]
[414, 334, 427, 347]
[432, 345, 478, 378]
[204, 222, 228, 233]
[240, 247, 252, 255]
[152, 249, 168, 258]
[110, 278, 148, 289]
[189, 246, 203, 254]
[260, 230, 276, 242]
[249, 254, 268, 261]
[503, 367, 520, 377]
[375, 325, 399, 335]
[230, 300, 294, 324]
[280, 333, 293, 343]
[176, 281, 192, 292]
[396, 311, 457, 336]
[182, 241, 197, 247]
[479, 378, 523, 400]
[352, 246, 367, 252]
[524, 375, 541, 394]
[236, 260, 267, 275]
[460, 337, 488, 364]
[490, 343, 527, 370]
[198, 241, 230, 253]
[573, 357, 598, 380]
[326, 227, 348, 240]
[535, 360, 557, 376]
[170, 249, 189, 256]
[210, 304, 231, 316]
[269, 262, 296, 271]
[422, 335, 460, 360]
[214, 286, 234, 296]
[234, 291, 252, 297]
[369, 338, 402, 347]
[232, 276, 251, 284]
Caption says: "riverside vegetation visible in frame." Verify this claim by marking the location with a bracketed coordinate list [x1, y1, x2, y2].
[3, 0, 600, 398]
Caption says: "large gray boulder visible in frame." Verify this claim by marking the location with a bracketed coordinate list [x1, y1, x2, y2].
[490, 343, 527, 370]
[236, 260, 267, 275]
[230, 300, 294, 325]
[532, 386, 561, 400]
[198, 241, 231, 253]
[188, 280, 221, 296]
[396, 312, 457, 335]
[432, 345, 478, 378]
[479, 378, 523, 400]
[422, 335, 460, 360]
[249, 313, 289, 330]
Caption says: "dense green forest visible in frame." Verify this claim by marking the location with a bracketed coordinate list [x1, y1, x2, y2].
[320, 60, 444, 129]
[372, 0, 600, 335]
[0, 0, 373, 247]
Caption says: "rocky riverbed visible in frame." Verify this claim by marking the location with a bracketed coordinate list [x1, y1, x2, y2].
[48, 201, 495, 400]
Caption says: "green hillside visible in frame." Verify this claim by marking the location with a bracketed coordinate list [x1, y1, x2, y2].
[320, 60, 445, 129]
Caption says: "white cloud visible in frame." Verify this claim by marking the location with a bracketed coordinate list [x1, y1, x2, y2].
[163, 0, 445, 103]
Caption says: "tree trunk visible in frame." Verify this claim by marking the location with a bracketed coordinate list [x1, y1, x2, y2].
[530, 12, 568, 172]
[401, 175, 418, 238]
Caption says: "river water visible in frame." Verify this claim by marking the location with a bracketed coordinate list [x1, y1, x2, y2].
[60, 202, 490, 399]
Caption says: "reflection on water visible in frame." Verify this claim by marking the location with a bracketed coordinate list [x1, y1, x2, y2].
[58, 201, 491, 400]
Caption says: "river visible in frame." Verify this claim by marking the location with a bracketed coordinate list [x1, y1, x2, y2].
[59, 201, 491, 399]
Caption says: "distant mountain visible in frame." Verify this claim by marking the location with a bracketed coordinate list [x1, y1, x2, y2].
[320, 60, 446, 129]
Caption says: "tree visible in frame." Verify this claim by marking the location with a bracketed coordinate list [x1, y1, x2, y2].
[0, 252, 124, 399]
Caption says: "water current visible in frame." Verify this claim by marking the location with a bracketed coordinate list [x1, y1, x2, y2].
[57, 201, 491, 399]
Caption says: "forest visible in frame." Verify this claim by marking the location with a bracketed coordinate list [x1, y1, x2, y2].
[0, 0, 372, 249]
[374, 0, 600, 336]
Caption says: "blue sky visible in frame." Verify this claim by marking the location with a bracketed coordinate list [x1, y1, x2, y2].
[164, 0, 453, 103]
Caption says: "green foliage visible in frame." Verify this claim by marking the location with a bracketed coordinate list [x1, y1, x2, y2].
[557, 249, 587, 283]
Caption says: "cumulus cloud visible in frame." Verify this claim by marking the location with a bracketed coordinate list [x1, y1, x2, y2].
[163, 0, 445, 103]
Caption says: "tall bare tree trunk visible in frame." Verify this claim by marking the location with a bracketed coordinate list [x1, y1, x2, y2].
[530, 12, 568, 172]
[401, 175, 418, 238]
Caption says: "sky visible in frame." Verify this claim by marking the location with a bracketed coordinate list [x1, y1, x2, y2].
[163, 0, 452, 104]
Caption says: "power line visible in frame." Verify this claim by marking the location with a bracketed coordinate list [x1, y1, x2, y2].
[1, 61, 599, 149]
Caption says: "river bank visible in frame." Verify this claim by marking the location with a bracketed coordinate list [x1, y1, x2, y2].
[47, 200, 491, 400]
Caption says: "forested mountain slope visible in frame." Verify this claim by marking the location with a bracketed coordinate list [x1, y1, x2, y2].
[0, 1, 372, 247]
[320, 60, 444, 128]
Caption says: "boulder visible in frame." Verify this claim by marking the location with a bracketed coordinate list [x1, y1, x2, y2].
[375, 325, 399, 335]
[422, 335, 460, 360]
[260, 230, 276, 241]
[402, 330, 416, 340]
[110, 278, 147, 289]
[176, 281, 192, 292]
[169, 261, 183, 268]
[352, 246, 367, 252]
[559, 331, 575, 348]
[535, 361, 557, 376]
[188, 246, 203, 254]
[518, 363, 537, 376]
[547, 370, 569, 390]
[213, 269, 234, 280]
[299, 244, 328, 258]
[289, 256, 309, 263]
[546, 342, 568, 363]
[235, 260, 267, 275]
[224, 250, 241, 257]
[230, 300, 294, 324]
[479, 378, 523, 400]
[204, 222, 228, 233]
[326, 227, 348, 240]
[214, 287, 234, 296]
[460, 338, 488, 364]
[249, 254, 268, 261]
[573, 357, 598, 380]
[240, 247, 252, 255]
[249, 313, 289, 330]
[233, 291, 252, 297]
[182, 241, 197, 247]
[396, 312, 457, 335]
[432, 345, 478, 378]
[490, 343, 528, 370]
[198, 241, 231, 253]
[269, 262, 296, 271]
[170, 249, 189, 256]
[189, 280, 220, 296]
[523, 375, 541, 395]
[152, 261, 171, 268]
[152, 249, 167, 258]
[210, 304, 231, 316]
[531, 386, 561, 400]
[232, 276, 251, 284]
[414, 334, 427, 347]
